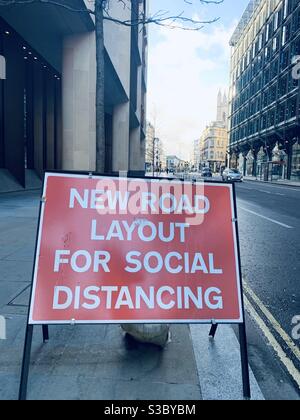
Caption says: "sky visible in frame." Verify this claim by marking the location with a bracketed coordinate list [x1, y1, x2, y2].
[147, 0, 250, 160]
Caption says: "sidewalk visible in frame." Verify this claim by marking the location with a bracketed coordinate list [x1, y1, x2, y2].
[244, 176, 300, 188]
[0, 191, 263, 400]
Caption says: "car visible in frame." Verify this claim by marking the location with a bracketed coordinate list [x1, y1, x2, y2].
[201, 168, 213, 178]
[222, 168, 243, 182]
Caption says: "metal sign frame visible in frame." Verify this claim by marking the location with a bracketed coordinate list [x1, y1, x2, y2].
[19, 171, 251, 400]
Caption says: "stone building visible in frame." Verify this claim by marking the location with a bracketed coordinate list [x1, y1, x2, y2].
[199, 91, 228, 172]
[0, 0, 148, 192]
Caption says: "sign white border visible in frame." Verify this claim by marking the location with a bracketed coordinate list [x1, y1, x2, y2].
[29, 172, 244, 325]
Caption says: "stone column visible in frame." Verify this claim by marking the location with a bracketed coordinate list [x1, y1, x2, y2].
[112, 102, 130, 173]
[286, 140, 295, 181]
[243, 156, 247, 176]
[62, 32, 96, 171]
[252, 149, 259, 178]
[129, 127, 144, 175]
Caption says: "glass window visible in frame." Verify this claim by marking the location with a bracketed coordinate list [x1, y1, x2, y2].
[0, 55, 6, 80]
[282, 26, 287, 46]
[266, 24, 270, 42]
[274, 12, 279, 31]
[284, 0, 289, 20]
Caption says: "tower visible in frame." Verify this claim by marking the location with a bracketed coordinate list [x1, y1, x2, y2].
[216, 90, 228, 125]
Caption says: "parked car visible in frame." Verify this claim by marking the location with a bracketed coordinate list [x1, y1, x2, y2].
[201, 167, 213, 178]
[222, 168, 243, 182]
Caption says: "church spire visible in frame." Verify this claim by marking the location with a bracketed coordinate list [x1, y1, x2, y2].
[216, 90, 228, 125]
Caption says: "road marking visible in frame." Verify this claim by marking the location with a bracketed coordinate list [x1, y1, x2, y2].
[244, 282, 300, 362]
[258, 190, 271, 194]
[243, 182, 300, 192]
[244, 295, 300, 390]
[239, 207, 294, 229]
[245, 187, 286, 196]
[240, 187, 254, 191]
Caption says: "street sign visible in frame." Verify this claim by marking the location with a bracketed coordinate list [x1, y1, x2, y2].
[20, 172, 251, 400]
[29, 173, 243, 325]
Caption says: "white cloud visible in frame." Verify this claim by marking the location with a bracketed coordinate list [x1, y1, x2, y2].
[147, 23, 235, 160]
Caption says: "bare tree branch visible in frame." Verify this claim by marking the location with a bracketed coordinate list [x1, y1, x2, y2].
[0, 0, 224, 30]
[0, 0, 223, 172]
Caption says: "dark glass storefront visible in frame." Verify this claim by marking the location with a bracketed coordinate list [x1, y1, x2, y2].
[0, 17, 61, 188]
[234, 140, 300, 182]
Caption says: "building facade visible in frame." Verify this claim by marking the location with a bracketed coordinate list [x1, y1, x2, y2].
[0, 0, 147, 192]
[193, 139, 201, 171]
[198, 91, 228, 172]
[145, 122, 155, 172]
[200, 122, 228, 172]
[145, 122, 166, 173]
[166, 155, 187, 173]
[228, 0, 300, 182]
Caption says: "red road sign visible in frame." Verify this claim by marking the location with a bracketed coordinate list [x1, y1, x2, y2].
[29, 173, 244, 324]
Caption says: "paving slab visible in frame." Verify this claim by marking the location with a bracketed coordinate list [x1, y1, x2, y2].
[0, 189, 265, 401]
[0, 315, 201, 400]
[190, 324, 264, 400]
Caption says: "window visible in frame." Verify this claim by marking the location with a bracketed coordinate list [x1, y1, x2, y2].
[282, 26, 287, 46]
[0, 55, 5, 80]
[291, 37, 300, 56]
[284, 0, 289, 20]
[265, 46, 270, 60]
[277, 103, 285, 122]
[271, 59, 278, 79]
[280, 49, 289, 70]
[273, 37, 278, 53]
[270, 84, 277, 103]
[269, 108, 276, 127]
[287, 96, 297, 119]
[279, 74, 288, 96]
[261, 113, 268, 129]
[274, 12, 279, 31]
[288, 72, 298, 91]
[259, 33, 263, 50]
[266, 24, 270, 42]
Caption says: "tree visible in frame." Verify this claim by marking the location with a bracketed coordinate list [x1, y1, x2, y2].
[0, 0, 223, 173]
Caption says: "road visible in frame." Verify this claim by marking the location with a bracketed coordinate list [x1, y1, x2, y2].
[235, 181, 300, 400]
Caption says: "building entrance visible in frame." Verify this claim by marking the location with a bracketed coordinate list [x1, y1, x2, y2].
[0, 17, 61, 189]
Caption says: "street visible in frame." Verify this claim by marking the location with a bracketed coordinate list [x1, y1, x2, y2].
[235, 181, 300, 400]
[175, 174, 300, 399]
[1, 187, 265, 401]
[0, 180, 298, 400]
[1, 0, 300, 403]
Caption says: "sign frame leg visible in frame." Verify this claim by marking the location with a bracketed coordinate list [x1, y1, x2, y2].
[209, 323, 218, 338]
[19, 324, 34, 401]
[42, 325, 49, 342]
[232, 182, 251, 400]
[239, 322, 251, 400]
